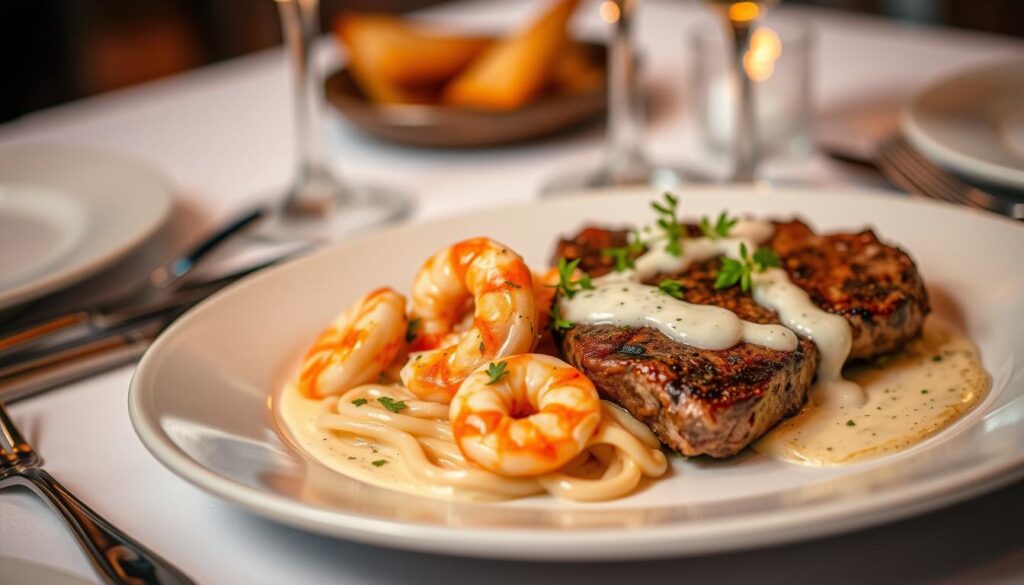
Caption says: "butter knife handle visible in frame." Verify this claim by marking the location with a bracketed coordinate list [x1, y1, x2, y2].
[13, 468, 195, 585]
[0, 311, 92, 356]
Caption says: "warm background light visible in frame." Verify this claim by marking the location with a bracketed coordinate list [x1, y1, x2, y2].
[728, 1, 761, 23]
[743, 27, 782, 81]
[599, 0, 621, 24]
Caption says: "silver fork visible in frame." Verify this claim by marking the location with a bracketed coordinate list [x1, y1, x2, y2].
[0, 402, 195, 585]
[876, 134, 1024, 220]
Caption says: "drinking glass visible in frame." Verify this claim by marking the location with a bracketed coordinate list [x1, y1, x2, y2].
[691, 16, 813, 166]
[703, 0, 780, 182]
[542, 0, 689, 196]
[266, 0, 412, 241]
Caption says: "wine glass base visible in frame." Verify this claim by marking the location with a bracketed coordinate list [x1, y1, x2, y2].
[255, 183, 414, 244]
[540, 163, 709, 197]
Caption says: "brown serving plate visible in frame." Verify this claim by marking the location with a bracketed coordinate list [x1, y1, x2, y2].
[324, 42, 607, 148]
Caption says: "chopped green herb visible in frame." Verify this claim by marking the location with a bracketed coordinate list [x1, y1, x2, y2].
[651, 192, 685, 257]
[658, 279, 685, 300]
[371, 459, 388, 467]
[479, 341, 486, 353]
[699, 211, 739, 240]
[932, 355, 943, 362]
[351, 398, 367, 407]
[550, 257, 594, 299]
[405, 318, 420, 343]
[504, 280, 521, 289]
[921, 389, 929, 394]
[846, 419, 856, 427]
[486, 361, 510, 385]
[377, 396, 407, 413]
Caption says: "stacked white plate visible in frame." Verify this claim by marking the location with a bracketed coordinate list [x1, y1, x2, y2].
[0, 145, 173, 312]
[902, 59, 1024, 192]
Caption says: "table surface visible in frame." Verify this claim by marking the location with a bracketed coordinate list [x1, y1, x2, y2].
[2, 1, 1023, 583]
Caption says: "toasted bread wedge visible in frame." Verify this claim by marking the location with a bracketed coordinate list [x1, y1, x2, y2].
[442, 0, 580, 110]
[550, 41, 604, 95]
[335, 14, 492, 88]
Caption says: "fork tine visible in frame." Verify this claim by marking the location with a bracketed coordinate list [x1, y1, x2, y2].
[0, 402, 31, 455]
[890, 137, 988, 209]
[880, 136, 979, 208]
[877, 138, 956, 204]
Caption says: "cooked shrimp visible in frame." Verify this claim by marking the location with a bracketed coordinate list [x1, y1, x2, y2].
[401, 237, 537, 402]
[450, 354, 601, 477]
[298, 287, 407, 398]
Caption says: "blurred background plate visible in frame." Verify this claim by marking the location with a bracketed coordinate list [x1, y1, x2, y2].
[324, 42, 607, 148]
[902, 59, 1024, 192]
[0, 146, 173, 311]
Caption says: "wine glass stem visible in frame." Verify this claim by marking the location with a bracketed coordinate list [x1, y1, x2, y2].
[605, 0, 647, 183]
[277, 0, 348, 213]
[729, 21, 758, 182]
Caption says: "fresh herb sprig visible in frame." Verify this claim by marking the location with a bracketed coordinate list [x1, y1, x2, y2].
[550, 304, 573, 331]
[651, 192, 685, 257]
[550, 257, 594, 300]
[601, 235, 645, 273]
[699, 211, 739, 240]
[714, 243, 781, 292]
[657, 279, 685, 300]
[486, 361, 510, 385]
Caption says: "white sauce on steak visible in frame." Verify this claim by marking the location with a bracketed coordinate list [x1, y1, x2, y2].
[560, 274, 798, 352]
[561, 219, 865, 406]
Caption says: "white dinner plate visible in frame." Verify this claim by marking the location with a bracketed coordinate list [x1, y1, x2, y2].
[903, 60, 1024, 191]
[129, 186, 1024, 561]
[0, 145, 174, 310]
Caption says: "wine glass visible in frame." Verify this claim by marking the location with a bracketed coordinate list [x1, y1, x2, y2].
[265, 0, 412, 242]
[704, 0, 779, 182]
[542, 0, 690, 196]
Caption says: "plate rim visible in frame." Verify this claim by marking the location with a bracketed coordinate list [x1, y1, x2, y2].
[902, 59, 1024, 191]
[129, 184, 1024, 560]
[0, 143, 175, 310]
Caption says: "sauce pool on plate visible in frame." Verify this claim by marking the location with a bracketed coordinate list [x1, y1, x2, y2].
[754, 320, 990, 465]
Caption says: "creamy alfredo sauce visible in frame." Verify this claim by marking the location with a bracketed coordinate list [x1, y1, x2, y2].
[276, 382, 474, 501]
[754, 320, 989, 465]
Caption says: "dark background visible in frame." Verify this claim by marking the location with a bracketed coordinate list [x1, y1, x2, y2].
[2, 0, 1022, 123]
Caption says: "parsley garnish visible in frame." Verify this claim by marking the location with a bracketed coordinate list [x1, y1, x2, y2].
[504, 280, 521, 289]
[845, 419, 856, 427]
[371, 459, 388, 467]
[486, 361, 510, 385]
[405, 318, 420, 343]
[377, 396, 407, 413]
[351, 398, 367, 407]
[651, 192, 685, 257]
[550, 303, 573, 331]
[601, 234, 645, 273]
[551, 257, 593, 299]
[699, 211, 739, 240]
[714, 243, 782, 292]
[657, 279, 685, 300]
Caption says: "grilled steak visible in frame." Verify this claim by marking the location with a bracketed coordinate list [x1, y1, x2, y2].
[551, 220, 928, 457]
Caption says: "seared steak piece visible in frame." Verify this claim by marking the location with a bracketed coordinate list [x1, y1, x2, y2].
[562, 326, 817, 457]
[770, 221, 929, 360]
[551, 220, 928, 457]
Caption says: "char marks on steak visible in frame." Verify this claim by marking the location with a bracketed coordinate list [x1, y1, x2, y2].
[551, 220, 929, 457]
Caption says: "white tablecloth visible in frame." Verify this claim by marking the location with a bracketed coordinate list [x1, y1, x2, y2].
[2, 1, 1023, 583]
